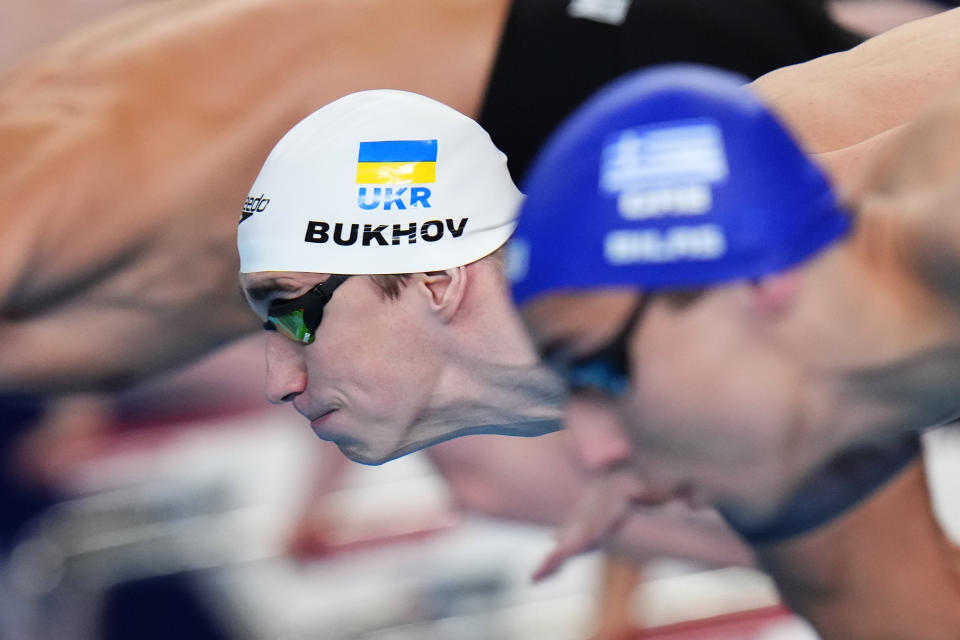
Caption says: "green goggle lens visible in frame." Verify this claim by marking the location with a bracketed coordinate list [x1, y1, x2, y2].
[268, 309, 314, 344]
[262, 274, 350, 345]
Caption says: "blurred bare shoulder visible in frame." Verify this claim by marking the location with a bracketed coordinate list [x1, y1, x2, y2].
[0, 0, 508, 392]
[751, 7, 960, 154]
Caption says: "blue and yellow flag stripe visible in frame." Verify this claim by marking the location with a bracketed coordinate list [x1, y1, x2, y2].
[357, 139, 437, 184]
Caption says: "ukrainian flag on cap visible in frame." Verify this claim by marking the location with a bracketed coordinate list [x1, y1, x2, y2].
[356, 139, 438, 184]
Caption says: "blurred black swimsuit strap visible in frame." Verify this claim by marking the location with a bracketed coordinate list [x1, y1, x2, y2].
[721, 433, 922, 545]
[479, 0, 863, 183]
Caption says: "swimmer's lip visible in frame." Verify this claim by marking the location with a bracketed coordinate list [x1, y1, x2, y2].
[309, 408, 337, 433]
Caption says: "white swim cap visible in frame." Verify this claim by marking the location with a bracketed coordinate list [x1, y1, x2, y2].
[238, 90, 522, 274]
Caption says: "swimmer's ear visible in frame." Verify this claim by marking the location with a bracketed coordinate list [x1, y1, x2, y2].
[420, 266, 468, 322]
[745, 269, 800, 316]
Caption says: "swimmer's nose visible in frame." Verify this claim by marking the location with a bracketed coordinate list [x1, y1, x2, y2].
[564, 392, 633, 473]
[264, 332, 307, 403]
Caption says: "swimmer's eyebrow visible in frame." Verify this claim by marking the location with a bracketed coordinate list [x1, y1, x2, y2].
[244, 280, 303, 302]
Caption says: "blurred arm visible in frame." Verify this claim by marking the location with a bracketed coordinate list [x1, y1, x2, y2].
[426, 431, 753, 569]
[752, 9, 960, 296]
[0, 0, 505, 393]
[751, 7, 960, 154]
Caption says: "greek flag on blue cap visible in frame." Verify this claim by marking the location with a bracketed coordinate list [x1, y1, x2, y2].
[510, 64, 852, 303]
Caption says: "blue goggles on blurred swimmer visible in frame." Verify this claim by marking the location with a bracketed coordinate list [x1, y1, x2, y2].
[262, 275, 351, 344]
[543, 294, 650, 396]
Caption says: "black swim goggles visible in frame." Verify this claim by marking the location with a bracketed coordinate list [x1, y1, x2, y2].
[543, 294, 650, 397]
[262, 275, 351, 344]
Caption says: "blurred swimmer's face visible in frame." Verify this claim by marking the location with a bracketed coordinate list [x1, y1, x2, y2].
[241, 270, 565, 464]
[522, 288, 805, 527]
[523, 291, 688, 496]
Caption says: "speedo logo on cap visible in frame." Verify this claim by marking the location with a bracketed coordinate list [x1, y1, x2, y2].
[356, 139, 436, 211]
[239, 193, 270, 224]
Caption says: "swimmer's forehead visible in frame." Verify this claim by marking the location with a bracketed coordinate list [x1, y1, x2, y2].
[523, 290, 638, 359]
[240, 271, 330, 302]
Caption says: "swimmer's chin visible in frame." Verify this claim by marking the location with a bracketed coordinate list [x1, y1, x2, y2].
[336, 444, 395, 466]
[334, 440, 429, 466]
[322, 435, 404, 465]
[328, 434, 468, 466]
[308, 425, 387, 465]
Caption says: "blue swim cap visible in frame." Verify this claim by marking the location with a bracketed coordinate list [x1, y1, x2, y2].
[510, 64, 852, 304]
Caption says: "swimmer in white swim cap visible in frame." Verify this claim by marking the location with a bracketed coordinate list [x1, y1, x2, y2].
[238, 89, 564, 464]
